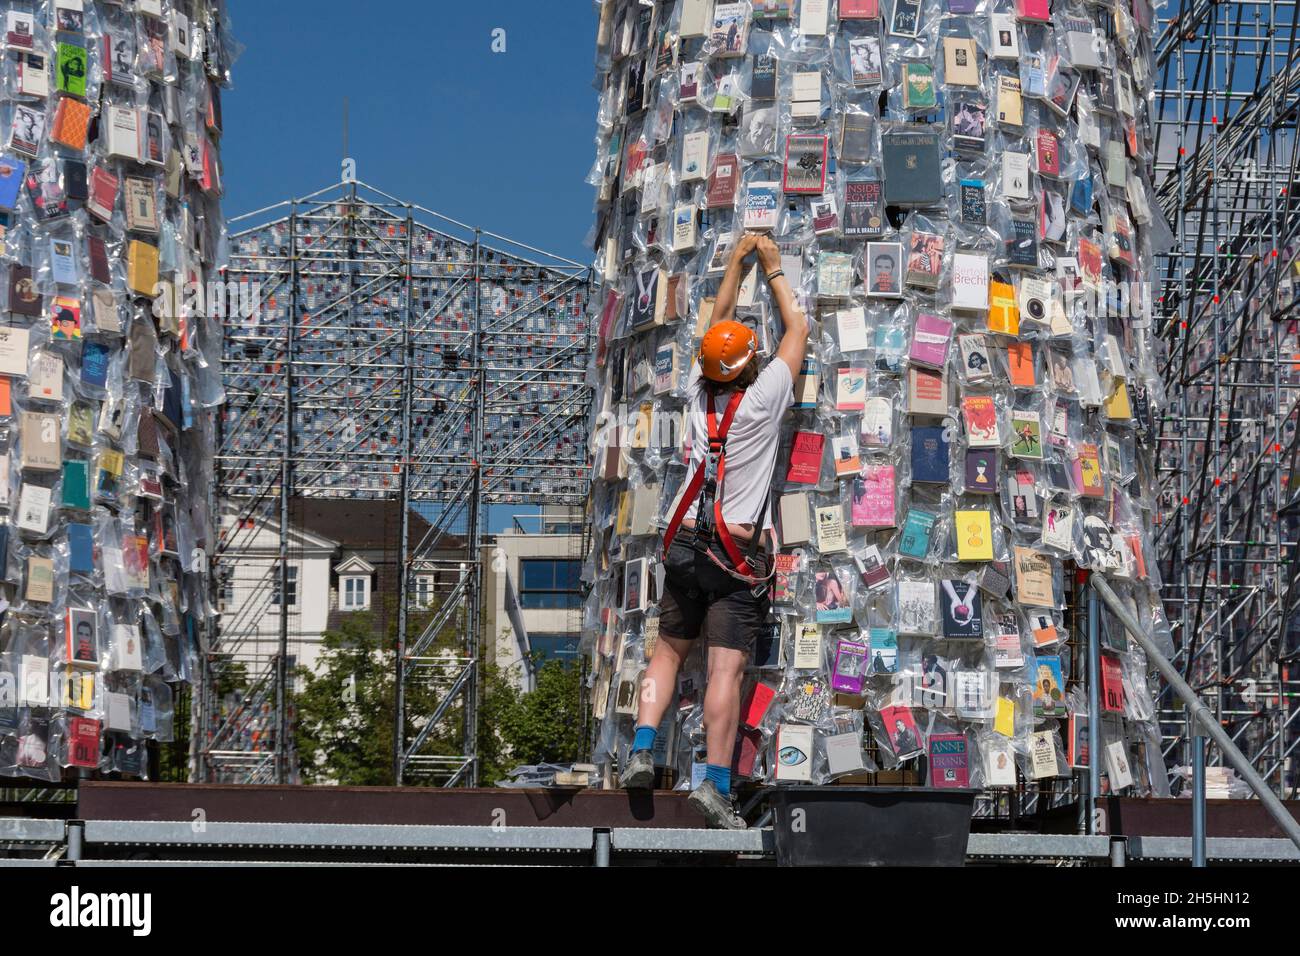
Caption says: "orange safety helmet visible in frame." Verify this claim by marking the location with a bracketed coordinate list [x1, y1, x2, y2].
[699, 320, 757, 383]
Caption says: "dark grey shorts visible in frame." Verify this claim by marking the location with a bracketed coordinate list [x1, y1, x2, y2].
[658, 536, 771, 654]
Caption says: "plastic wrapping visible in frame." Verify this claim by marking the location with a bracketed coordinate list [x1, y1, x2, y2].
[584, 0, 1166, 797]
[0, 0, 234, 781]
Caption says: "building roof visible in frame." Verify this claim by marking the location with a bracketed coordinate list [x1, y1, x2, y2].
[289, 498, 466, 553]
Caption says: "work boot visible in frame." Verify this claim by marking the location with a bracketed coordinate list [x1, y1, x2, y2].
[619, 750, 655, 790]
[687, 780, 748, 830]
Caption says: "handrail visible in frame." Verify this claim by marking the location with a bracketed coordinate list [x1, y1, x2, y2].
[1090, 574, 1300, 853]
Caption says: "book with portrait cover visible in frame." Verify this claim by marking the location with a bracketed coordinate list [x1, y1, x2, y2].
[710, 3, 752, 57]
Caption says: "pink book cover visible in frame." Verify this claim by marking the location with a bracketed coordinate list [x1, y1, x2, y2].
[840, 0, 880, 16]
[852, 464, 895, 527]
[787, 431, 824, 483]
[1016, 0, 1050, 20]
[909, 313, 952, 368]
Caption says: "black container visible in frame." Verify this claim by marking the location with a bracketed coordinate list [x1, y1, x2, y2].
[769, 786, 976, 866]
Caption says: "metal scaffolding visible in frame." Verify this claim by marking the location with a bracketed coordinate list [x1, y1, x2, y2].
[1154, 0, 1300, 795]
[208, 179, 593, 786]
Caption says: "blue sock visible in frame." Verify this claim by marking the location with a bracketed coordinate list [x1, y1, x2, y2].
[705, 764, 732, 797]
[632, 725, 657, 753]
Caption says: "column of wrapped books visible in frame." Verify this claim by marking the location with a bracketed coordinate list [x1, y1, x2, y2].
[584, 0, 1173, 796]
[0, 0, 234, 779]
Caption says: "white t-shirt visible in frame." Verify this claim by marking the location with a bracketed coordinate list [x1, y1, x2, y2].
[681, 358, 793, 527]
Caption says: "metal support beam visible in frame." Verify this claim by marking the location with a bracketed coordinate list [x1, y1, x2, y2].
[1092, 573, 1300, 853]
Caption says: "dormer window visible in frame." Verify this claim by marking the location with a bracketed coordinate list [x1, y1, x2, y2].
[334, 555, 376, 612]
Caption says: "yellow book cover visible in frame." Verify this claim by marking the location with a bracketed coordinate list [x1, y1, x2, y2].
[995, 696, 1016, 737]
[1104, 379, 1132, 419]
[955, 508, 994, 561]
[987, 279, 1020, 335]
[614, 490, 631, 536]
[126, 240, 159, 295]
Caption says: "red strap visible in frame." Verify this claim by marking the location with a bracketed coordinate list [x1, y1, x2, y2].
[662, 390, 746, 560]
[713, 443, 753, 576]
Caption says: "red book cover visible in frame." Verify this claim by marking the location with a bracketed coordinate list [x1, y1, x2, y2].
[69, 717, 100, 768]
[839, 0, 880, 17]
[741, 682, 777, 728]
[87, 235, 111, 284]
[88, 166, 118, 222]
[1126, 533, 1147, 578]
[961, 395, 998, 445]
[732, 727, 764, 777]
[1036, 128, 1060, 176]
[706, 151, 740, 208]
[596, 289, 622, 367]
[1101, 654, 1125, 713]
[772, 552, 800, 603]
[786, 430, 824, 483]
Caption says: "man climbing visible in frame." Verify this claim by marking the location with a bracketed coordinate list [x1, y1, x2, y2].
[619, 233, 809, 830]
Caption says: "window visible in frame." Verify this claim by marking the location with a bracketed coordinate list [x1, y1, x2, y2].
[519, 559, 582, 610]
[270, 565, 298, 607]
[414, 575, 434, 608]
[342, 575, 369, 610]
[528, 633, 581, 667]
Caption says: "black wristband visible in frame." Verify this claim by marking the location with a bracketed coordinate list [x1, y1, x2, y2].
[765, 269, 785, 283]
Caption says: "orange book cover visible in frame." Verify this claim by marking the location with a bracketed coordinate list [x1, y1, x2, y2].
[50, 97, 91, 150]
[987, 279, 1020, 335]
[1007, 341, 1035, 386]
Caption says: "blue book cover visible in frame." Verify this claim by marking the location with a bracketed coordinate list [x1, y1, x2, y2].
[911, 425, 949, 483]
[875, 325, 906, 373]
[81, 340, 110, 388]
[0, 156, 25, 210]
[1070, 174, 1092, 216]
[898, 508, 936, 559]
[68, 523, 94, 574]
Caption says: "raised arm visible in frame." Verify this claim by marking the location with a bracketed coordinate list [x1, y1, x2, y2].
[710, 233, 759, 327]
[758, 236, 809, 382]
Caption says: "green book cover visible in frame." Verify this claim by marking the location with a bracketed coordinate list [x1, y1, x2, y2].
[57, 43, 87, 97]
[62, 460, 90, 510]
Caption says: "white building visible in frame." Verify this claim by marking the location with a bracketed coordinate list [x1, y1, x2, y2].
[480, 507, 586, 689]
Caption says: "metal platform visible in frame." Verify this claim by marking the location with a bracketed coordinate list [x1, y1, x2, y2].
[0, 784, 1294, 866]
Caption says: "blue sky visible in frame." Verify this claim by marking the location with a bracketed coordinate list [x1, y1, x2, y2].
[223, 1, 599, 264]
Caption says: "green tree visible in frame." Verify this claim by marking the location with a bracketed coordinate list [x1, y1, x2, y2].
[476, 655, 585, 785]
[294, 602, 585, 785]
